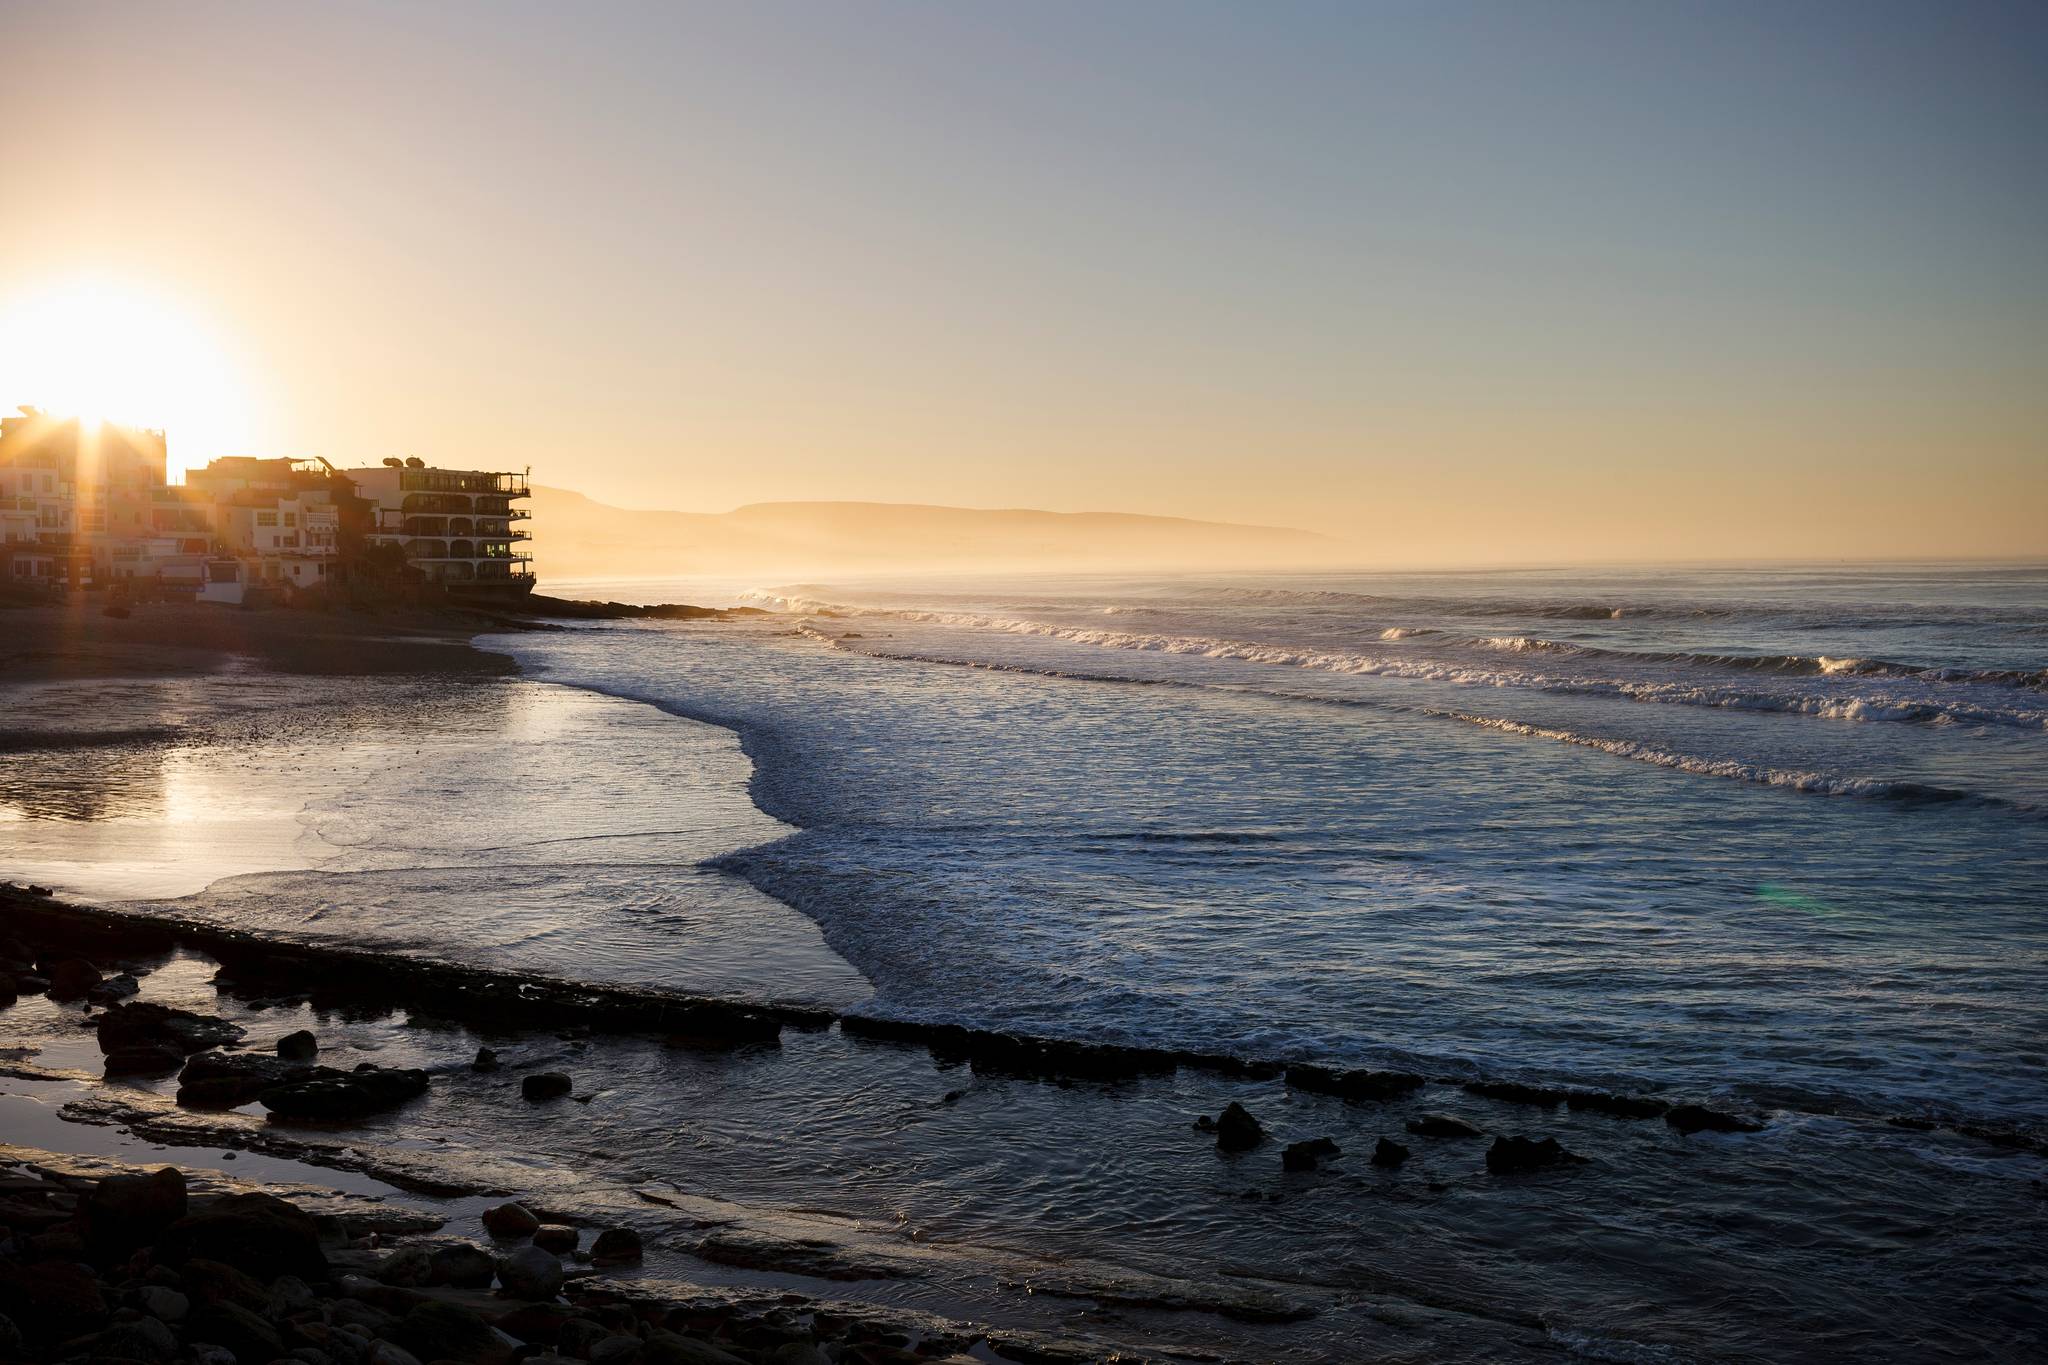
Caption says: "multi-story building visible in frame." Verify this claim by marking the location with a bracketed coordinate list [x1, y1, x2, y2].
[0, 407, 168, 584]
[184, 456, 351, 600]
[343, 458, 534, 595]
[0, 459, 73, 587]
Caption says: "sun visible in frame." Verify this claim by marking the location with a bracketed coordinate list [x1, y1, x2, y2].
[0, 277, 255, 478]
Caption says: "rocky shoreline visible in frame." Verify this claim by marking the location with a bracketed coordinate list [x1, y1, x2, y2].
[0, 1146, 1105, 1365]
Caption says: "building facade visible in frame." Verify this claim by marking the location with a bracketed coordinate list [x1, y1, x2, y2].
[343, 460, 534, 594]
[0, 407, 168, 588]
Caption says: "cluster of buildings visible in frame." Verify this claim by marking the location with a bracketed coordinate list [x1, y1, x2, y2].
[0, 407, 533, 602]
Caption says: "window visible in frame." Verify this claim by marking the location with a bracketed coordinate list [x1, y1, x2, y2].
[284, 513, 297, 527]
[256, 511, 278, 526]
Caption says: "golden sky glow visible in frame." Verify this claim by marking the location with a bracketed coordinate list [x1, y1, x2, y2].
[1, 2, 2043, 563]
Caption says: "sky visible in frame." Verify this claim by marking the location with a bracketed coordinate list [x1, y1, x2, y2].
[1, 0, 2043, 563]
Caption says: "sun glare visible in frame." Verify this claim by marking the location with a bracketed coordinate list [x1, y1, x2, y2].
[0, 278, 254, 478]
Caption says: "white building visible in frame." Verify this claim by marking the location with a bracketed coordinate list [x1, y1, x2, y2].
[342, 459, 533, 593]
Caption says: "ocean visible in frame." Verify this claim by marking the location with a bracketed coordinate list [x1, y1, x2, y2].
[9, 563, 2045, 1360]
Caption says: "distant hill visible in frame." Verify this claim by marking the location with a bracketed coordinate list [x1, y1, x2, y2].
[528, 488, 1351, 578]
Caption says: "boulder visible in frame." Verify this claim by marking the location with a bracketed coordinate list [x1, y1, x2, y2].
[522, 1072, 573, 1102]
[1484, 1135, 1587, 1174]
[1406, 1114, 1484, 1138]
[482, 1203, 541, 1238]
[84, 1315, 180, 1363]
[261, 1064, 431, 1120]
[139, 1285, 190, 1322]
[532, 1224, 580, 1255]
[375, 1245, 439, 1287]
[366, 1341, 426, 1365]
[46, 956, 102, 1001]
[89, 972, 142, 1003]
[1665, 1104, 1766, 1135]
[390, 1299, 510, 1365]
[589, 1335, 642, 1365]
[1463, 1079, 1570, 1107]
[178, 1050, 302, 1108]
[494, 1303, 576, 1346]
[1214, 1101, 1264, 1153]
[190, 1299, 287, 1361]
[159, 1191, 329, 1280]
[1283, 1064, 1425, 1103]
[0, 978, 15, 1009]
[1281, 1137, 1341, 1172]
[83, 1164, 189, 1257]
[106, 1041, 189, 1075]
[1370, 1137, 1411, 1167]
[178, 1256, 273, 1309]
[0, 1261, 109, 1345]
[474, 1047, 501, 1072]
[98, 1001, 247, 1054]
[557, 1316, 610, 1357]
[278, 1029, 320, 1060]
[497, 1245, 565, 1300]
[1565, 1090, 1669, 1120]
[589, 1226, 643, 1266]
[430, 1242, 498, 1288]
[638, 1331, 749, 1365]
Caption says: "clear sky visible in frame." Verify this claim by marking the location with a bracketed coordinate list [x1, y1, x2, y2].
[2, 0, 2043, 562]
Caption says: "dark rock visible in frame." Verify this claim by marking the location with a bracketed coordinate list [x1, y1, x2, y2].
[83, 1315, 180, 1363]
[177, 1050, 301, 1108]
[278, 1029, 320, 1060]
[497, 1245, 565, 1299]
[1665, 1103, 1766, 1135]
[105, 1041, 189, 1075]
[137, 1285, 190, 1322]
[1406, 1114, 1484, 1138]
[88, 971, 142, 1003]
[482, 1203, 541, 1238]
[14, 974, 50, 996]
[392, 1299, 511, 1365]
[1191, 1114, 1217, 1132]
[1283, 1063, 1425, 1103]
[532, 1224, 579, 1255]
[261, 1064, 431, 1120]
[83, 1165, 188, 1258]
[589, 1334, 641, 1365]
[159, 1191, 328, 1280]
[0, 1260, 110, 1344]
[1464, 1079, 1570, 1107]
[589, 1226, 642, 1266]
[430, 1242, 498, 1288]
[0, 978, 14, 1009]
[178, 1256, 272, 1308]
[1281, 1137, 1341, 1172]
[638, 1330, 748, 1365]
[1214, 1101, 1265, 1152]
[558, 1316, 611, 1357]
[495, 1303, 576, 1346]
[474, 1047, 501, 1072]
[1371, 1137, 1411, 1167]
[1485, 1135, 1587, 1174]
[522, 1072, 573, 1102]
[1565, 1090, 1669, 1120]
[98, 1000, 247, 1054]
[376, 1245, 439, 1287]
[47, 956, 102, 1000]
[188, 1298, 286, 1362]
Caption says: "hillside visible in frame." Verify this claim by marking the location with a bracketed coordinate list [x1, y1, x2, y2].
[528, 488, 1350, 578]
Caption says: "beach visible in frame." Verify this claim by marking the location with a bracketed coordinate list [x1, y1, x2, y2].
[4, 578, 2046, 1363]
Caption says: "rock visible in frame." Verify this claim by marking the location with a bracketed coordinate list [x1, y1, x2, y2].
[494, 1303, 576, 1346]
[366, 1341, 426, 1365]
[589, 1334, 642, 1365]
[190, 1345, 237, 1365]
[391, 1299, 510, 1365]
[47, 956, 102, 1000]
[160, 1191, 329, 1280]
[0, 978, 15, 1009]
[522, 1072, 573, 1102]
[106, 1041, 189, 1075]
[90, 971, 142, 1002]
[278, 1029, 320, 1060]
[99, 1000, 247, 1054]
[588, 1226, 642, 1266]
[532, 1224, 579, 1255]
[1484, 1135, 1587, 1174]
[474, 1047, 501, 1072]
[139, 1285, 190, 1322]
[0, 1313, 19, 1356]
[86, 1315, 181, 1363]
[176, 1051, 301, 1108]
[556, 1316, 609, 1357]
[1191, 1114, 1217, 1132]
[375, 1245, 439, 1287]
[1665, 1103, 1766, 1135]
[84, 1164, 189, 1257]
[188, 1299, 286, 1363]
[1463, 1079, 1570, 1107]
[769, 1343, 831, 1365]
[430, 1242, 499, 1288]
[637, 1331, 748, 1365]
[14, 974, 50, 997]
[270, 1274, 318, 1315]
[178, 1256, 272, 1309]
[498, 1245, 565, 1300]
[482, 1202, 541, 1238]
[1564, 1090, 1669, 1120]
[1283, 1063, 1425, 1103]
[1406, 1113, 1484, 1138]
[1281, 1137, 1341, 1172]
[1371, 1137, 1411, 1167]
[260, 1064, 431, 1120]
[1214, 1101, 1264, 1152]
[0, 1259, 110, 1344]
